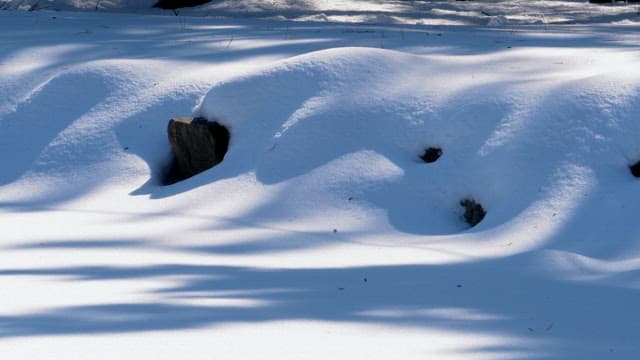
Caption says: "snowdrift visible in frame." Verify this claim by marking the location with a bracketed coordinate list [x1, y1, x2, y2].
[3, 42, 640, 263]
[193, 47, 640, 258]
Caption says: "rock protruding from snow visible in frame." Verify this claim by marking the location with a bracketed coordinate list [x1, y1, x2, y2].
[153, 0, 212, 10]
[460, 199, 486, 228]
[630, 161, 640, 178]
[420, 147, 442, 163]
[167, 117, 230, 183]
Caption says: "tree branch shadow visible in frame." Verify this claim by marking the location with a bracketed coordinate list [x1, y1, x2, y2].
[0, 256, 639, 358]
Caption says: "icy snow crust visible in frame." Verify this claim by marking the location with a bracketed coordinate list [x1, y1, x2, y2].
[1, 8, 640, 360]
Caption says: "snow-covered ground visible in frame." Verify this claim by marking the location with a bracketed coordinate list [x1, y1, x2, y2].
[3, 0, 640, 25]
[1, 3, 640, 359]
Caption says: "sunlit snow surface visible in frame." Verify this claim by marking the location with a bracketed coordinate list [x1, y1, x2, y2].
[1, 4, 640, 360]
[3, 0, 640, 25]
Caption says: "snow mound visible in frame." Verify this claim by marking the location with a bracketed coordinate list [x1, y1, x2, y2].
[196, 46, 640, 254]
[3, 39, 640, 262]
[0, 0, 156, 11]
[2, 12, 640, 358]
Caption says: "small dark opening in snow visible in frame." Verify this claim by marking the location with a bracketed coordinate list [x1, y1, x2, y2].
[161, 118, 230, 186]
[630, 161, 640, 178]
[161, 157, 181, 186]
[153, 0, 212, 10]
[460, 199, 486, 227]
[420, 147, 442, 163]
[208, 121, 231, 159]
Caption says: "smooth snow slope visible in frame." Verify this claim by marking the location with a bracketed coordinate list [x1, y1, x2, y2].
[1, 9, 640, 360]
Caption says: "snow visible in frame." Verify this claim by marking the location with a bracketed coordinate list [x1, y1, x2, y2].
[1, 2, 640, 359]
[3, 0, 640, 25]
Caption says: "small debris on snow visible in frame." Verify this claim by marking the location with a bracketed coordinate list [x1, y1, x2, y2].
[488, 15, 509, 26]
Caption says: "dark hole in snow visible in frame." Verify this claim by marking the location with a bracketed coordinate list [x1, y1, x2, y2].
[153, 0, 212, 9]
[161, 157, 181, 186]
[161, 117, 230, 185]
[420, 147, 442, 163]
[630, 161, 640, 178]
[460, 199, 486, 227]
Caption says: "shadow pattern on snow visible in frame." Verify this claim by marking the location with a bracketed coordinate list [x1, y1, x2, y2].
[2, 11, 640, 239]
[2, 13, 640, 359]
[0, 72, 112, 185]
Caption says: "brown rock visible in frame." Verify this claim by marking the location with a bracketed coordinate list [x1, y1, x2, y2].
[167, 117, 230, 182]
[154, 0, 212, 10]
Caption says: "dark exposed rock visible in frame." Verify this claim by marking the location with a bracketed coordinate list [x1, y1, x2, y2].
[165, 117, 229, 184]
[630, 160, 640, 178]
[460, 198, 486, 227]
[420, 147, 442, 163]
[153, 0, 212, 10]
